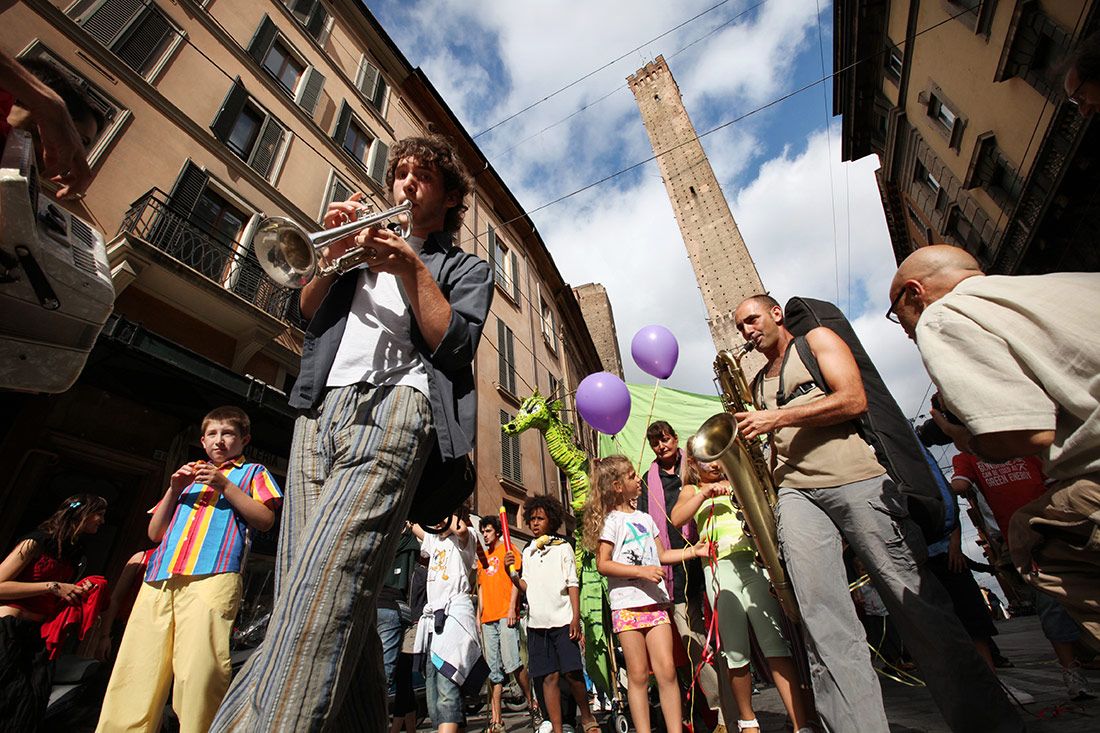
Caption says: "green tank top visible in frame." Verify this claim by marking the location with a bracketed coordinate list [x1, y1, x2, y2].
[690, 486, 754, 558]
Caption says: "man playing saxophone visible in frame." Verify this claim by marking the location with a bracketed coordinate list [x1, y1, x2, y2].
[731, 294, 1023, 733]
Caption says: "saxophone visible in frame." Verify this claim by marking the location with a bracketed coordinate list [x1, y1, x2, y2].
[691, 342, 801, 623]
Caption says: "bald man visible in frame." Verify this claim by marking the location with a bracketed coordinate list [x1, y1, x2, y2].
[888, 245, 1100, 647]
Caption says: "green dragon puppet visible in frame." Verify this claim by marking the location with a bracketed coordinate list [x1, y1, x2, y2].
[501, 391, 611, 695]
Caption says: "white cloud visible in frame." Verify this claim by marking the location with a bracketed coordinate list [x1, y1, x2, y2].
[730, 129, 932, 414]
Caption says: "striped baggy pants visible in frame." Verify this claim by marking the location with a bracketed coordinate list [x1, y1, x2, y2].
[211, 384, 433, 732]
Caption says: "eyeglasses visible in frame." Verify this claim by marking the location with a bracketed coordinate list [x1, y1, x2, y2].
[885, 287, 906, 323]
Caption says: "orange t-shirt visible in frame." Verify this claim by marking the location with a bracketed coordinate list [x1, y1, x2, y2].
[478, 541, 521, 624]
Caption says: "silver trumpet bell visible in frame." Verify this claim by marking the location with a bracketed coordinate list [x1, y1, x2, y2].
[253, 200, 413, 288]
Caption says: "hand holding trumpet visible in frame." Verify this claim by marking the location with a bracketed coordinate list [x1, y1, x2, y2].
[321, 193, 417, 278]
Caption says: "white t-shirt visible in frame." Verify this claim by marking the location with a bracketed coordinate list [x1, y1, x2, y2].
[917, 273, 1100, 481]
[600, 510, 670, 610]
[520, 537, 578, 629]
[421, 527, 476, 611]
[326, 235, 430, 396]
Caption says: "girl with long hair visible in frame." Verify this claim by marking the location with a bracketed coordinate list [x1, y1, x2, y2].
[669, 442, 811, 733]
[0, 494, 107, 727]
[583, 455, 709, 733]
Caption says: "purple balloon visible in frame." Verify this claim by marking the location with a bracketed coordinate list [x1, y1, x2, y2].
[576, 372, 632, 435]
[631, 325, 679, 379]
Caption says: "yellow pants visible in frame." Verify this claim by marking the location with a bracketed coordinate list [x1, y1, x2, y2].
[96, 572, 242, 733]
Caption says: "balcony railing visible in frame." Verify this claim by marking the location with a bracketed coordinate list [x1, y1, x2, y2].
[119, 188, 303, 327]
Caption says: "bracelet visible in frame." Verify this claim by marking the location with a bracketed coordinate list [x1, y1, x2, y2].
[46, 581, 60, 596]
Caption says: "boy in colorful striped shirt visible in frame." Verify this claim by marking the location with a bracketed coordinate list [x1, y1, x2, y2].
[96, 406, 282, 733]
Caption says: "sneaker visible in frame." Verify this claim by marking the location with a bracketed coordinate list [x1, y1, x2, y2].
[537, 721, 553, 733]
[1000, 680, 1035, 704]
[1064, 664, 1093, 700]
[562, 725, 575, 733]
[530, 706, 545, 730]
[487, 723, 506, 733]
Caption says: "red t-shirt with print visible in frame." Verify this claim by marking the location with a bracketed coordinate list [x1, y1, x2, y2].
[951, 452, 1047, 544]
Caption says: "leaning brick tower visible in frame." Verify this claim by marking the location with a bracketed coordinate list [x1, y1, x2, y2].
[628, 55, 766, 375]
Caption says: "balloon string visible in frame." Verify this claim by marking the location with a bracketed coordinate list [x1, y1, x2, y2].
[636, 378, 662, 470]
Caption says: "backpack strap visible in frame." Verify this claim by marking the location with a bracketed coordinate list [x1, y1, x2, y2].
[776, 335, 827, 407]
[795, 334, 829, 392]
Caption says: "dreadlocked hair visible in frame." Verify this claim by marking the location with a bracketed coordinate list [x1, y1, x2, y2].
[582, 455, 634, 553]
[36, 494, 107, 558]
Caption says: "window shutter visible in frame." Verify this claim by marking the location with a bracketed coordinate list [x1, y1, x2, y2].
[82, 0, 145, 47]
[500, 411, 512, 479]
[332, 101, 351, 145]
[304, 3, 328, 40]
[167, 161, 209, 218]
[497, 319, 508, 389]
[368, 139, 389, 184]
[505, 326, 516, 393]
[247, 15, 279, 64]
[295, 66, 325, 115]
[371, 77, 389, 112]
[356, 56, 380, 98]
[211, 79, 249, 143]
[249, 116, 286, 178]
[510, 430, 522, 484]
[510, 249, 520, 302]
[332, 177, 353, 204]
[487, 226, 497, 272]
[113, 6, 173, 74]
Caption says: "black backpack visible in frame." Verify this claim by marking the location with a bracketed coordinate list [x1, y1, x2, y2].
[779, 297, 945, 542]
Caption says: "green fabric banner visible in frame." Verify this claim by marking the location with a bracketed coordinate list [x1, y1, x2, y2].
[598, 381, 725, 467]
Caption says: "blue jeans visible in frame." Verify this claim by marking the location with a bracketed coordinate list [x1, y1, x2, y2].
[481, 619, 522, 684]
[1036, 591, 1082, 643]
[425, 659, 464, 725]
[377, 606, 404, 685]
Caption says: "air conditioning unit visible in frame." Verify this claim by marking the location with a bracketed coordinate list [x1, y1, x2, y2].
[0, 129, 114, 393]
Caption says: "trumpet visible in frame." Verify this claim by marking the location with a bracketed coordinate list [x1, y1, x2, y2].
[253, 200, 413, 288]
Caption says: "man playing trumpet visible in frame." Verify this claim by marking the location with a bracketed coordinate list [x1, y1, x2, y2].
[212, 135, 493, 732]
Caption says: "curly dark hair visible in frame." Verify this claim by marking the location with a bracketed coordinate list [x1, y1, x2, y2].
[479, 514, 502, 534]
[523, 495, 566, 534]
[384, 135, 473, 235]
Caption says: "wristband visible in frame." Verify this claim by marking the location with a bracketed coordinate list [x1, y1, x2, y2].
[47, 581, 60, 596]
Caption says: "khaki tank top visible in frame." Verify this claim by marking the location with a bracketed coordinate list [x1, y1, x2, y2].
[755, 345, 885, 489]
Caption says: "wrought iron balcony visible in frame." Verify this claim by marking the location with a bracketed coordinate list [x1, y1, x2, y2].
[118, 188, 304, 327]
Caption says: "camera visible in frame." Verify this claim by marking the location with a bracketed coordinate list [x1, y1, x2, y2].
[916, 393, 964, 448]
